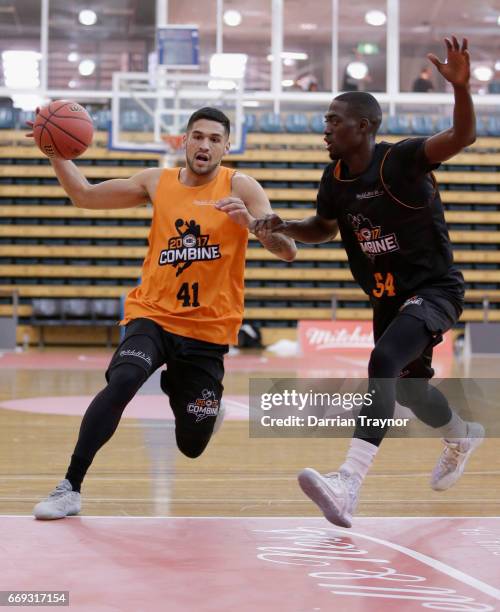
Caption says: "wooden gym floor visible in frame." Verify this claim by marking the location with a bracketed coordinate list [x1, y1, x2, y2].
[0, 346, 498, 519]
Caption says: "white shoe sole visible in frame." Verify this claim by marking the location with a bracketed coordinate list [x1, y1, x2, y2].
[33, 501, 81, 520]
[298, 468, 352, 528]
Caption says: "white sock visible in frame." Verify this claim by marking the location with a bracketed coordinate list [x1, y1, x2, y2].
[437, 410, 467, 441]
[339, 438, 379, 480]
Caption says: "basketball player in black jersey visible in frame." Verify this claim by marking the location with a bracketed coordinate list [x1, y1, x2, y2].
[253, 36, 485, 527]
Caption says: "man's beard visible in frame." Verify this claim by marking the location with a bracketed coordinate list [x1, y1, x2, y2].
[186, 156, 219, 175]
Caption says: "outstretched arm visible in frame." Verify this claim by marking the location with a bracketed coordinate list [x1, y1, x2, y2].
[49, 159, 155, 209]
[424, 36, 476, 164]
[215, 173, 297, 262]
[253, 214, 339, 244]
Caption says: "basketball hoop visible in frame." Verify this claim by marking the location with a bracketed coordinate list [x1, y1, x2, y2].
[162, 134, 184, 155]
[161, 134, 185, 168]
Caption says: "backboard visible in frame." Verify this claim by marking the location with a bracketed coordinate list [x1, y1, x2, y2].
[108, 69, 246, 163]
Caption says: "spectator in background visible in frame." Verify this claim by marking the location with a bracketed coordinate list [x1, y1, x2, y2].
[296, 73, 319, 92]
[412, 67, 434, 92]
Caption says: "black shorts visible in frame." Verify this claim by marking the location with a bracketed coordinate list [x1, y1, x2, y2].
[106, 318, 228, 438]
[372, 286, 463, 378]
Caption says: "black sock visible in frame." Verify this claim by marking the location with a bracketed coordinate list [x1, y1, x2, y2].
[65, 454, 92, 493]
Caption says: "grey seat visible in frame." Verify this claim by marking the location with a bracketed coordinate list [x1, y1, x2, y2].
[92, 299, 121, 319]
[32, 298, 60, 318]
[61, 299, 91, 318]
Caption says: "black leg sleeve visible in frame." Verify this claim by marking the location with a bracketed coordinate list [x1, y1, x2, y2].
[65, 363, 147, 491]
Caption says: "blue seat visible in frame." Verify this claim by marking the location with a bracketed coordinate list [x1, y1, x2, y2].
[122, 110, 152, 132]
[411, 115, 434, 135]
[435, 116, 452, 132]
[386, 115, 412, 135]
[94, 109, 111, 130]
[310, 114, 325, 134]
[475, 117, 489, 137]
[486, 116, 500, 136]
[284, 112, 309, 133]
[259, 113, 283, 133]
[0, 107, 15, 128]
[244, 113, 258, 132]
[17, 110, 35, 129]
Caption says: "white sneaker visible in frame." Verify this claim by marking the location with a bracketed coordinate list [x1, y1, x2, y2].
[33, 479, 81, 520]
[431, 422, 485, 491]
[298, 468, 361, 528]
[213, 401, 226, 435]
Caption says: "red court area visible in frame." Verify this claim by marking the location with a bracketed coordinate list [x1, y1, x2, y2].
[1, 517, 499, 612]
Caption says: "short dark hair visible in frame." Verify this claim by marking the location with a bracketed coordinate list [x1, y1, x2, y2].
[334, 92, 382, 133]
[186, 107, 231, 137]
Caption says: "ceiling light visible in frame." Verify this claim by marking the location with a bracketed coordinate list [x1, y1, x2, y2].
[223, 10, 242, 27]
[495, 60, 500, 71]
[300, 23, 317, 31]
[365, 10, 386, 26]
[473, 66, 493, 82]
[67, 52, 79, 62]
[78, 59, 96, 76]
[68, 80, 78, 88]
[243, 100, 260, 107]
[497, 15, 500, 26]
[346, 61, 368, 80]
[281, 79, 294, 87]
[79, 10, 97, 26]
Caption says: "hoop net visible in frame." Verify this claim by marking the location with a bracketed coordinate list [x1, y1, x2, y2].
[162, 134, 184, 155]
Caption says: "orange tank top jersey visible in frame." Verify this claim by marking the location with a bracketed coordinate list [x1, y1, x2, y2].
[122, 166, 248, 345]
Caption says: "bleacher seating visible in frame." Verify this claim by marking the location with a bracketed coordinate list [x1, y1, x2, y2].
[259, 113, 283, 133]
[284, 113, 309, 133]
[0, 108, 15, 129]
[1, 125, 500, 345]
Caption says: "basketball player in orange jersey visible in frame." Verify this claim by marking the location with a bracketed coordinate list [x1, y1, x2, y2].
[254, 36, 485, 527]
[29, 107, 297, 519]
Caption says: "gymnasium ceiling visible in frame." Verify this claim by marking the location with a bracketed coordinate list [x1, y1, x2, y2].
[0, 0, 498, 92]
[0, 0, 498, 46]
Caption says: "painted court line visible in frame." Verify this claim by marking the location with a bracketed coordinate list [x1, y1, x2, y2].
[336, 528, 500, 600]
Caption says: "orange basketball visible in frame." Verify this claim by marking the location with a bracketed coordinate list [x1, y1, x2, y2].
[33, 100, 94, 160]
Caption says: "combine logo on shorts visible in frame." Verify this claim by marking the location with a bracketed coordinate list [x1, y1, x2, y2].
[158, 218, 221, 277]
[187, 389, 220, 422]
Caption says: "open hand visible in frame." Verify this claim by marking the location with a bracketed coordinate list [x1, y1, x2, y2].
[427, 36, 470, 88]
